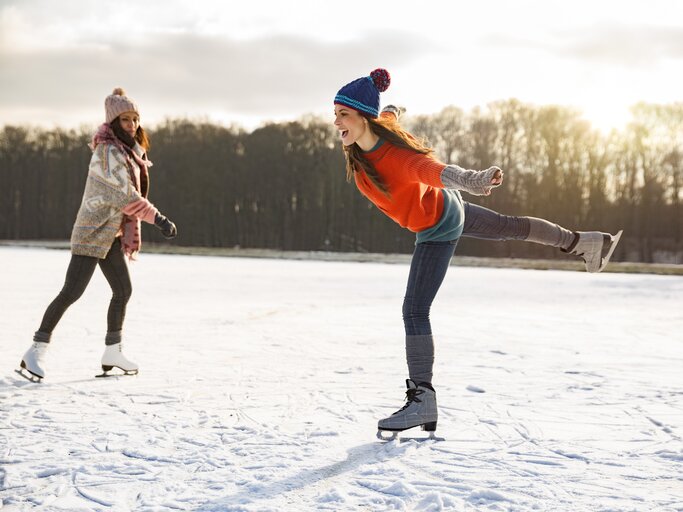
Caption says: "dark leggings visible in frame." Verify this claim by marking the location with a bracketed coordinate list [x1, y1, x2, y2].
[37, 238, 132, 337]
[402, 202, 530, 335]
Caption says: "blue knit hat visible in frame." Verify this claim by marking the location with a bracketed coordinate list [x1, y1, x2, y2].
[334, 68, 391, 118]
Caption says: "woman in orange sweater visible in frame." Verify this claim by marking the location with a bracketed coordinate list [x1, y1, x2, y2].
[333, 69, 622, 440]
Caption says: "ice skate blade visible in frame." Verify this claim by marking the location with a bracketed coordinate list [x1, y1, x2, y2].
[399, 432, 445, 443]
[95, 369, 139, 378]
[376, 430, 444, 443]
[598, 229, 623, 272]
[15, 368, 42, 383]
[377, 430, 399, 442]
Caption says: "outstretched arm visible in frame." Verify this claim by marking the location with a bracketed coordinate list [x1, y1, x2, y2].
[379, 105, 504, 195]
[440, 165, 504, 196]
[381, 104, 406, 121]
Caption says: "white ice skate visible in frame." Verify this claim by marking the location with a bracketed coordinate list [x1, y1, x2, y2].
[377, 379, 443, 442]
[567, 230, 623, 273]
[96, 343, 139, 377]
[16, 342, 48, 382]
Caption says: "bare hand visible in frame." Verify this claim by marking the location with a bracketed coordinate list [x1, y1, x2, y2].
[480, 166, 504, 195]
[490, 166, 504, 186]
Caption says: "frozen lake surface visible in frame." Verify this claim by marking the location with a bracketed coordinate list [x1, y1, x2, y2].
[1, 247, 682, 511]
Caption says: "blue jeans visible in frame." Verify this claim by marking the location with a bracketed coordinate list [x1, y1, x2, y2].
[402, 202, 530, 335]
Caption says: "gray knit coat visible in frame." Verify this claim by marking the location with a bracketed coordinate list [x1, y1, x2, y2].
[70, 142, 148, 258]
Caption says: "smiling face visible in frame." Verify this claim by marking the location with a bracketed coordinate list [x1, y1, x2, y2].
[334, 104, 376, 150]
[118, 111, 140, 138]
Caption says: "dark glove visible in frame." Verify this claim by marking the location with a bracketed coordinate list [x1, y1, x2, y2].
[154, 212, 177, 239]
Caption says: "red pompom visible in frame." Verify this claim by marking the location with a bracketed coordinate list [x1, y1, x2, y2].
[370, 68, 391, 92]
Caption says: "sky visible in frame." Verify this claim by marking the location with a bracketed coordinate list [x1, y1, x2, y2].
[0, 0, 682, 132]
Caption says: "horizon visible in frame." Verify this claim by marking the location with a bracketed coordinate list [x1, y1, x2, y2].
[1, 98, 678, 136]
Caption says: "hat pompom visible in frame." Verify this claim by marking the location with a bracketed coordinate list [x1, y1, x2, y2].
[112, 87, 126, 96]
[370, 68, 390, 92]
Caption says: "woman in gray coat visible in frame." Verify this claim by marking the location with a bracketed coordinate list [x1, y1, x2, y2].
[17, 88, 177, 382]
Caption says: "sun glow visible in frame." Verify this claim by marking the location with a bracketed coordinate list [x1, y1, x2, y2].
[580, 102, 633, 134]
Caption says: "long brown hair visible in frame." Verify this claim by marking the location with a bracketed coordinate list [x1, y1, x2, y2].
[110, 118, 151, 152]
[342, 114, 433, 196]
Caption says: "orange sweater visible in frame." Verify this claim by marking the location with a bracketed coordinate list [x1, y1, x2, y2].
[354, 141, 447, 233]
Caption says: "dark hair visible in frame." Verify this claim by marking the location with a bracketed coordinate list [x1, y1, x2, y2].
[110, 118, 151, 152]
[342, 114, 433, 196]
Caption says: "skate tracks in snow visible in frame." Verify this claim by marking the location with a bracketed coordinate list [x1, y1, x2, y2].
[1, 247, 682, 510]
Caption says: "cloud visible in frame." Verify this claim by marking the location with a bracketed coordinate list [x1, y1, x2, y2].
[0, 30, 435, 124]
[486, 22, 683, 68]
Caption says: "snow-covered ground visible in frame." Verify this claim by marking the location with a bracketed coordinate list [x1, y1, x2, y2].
[1, 246, 682, 511]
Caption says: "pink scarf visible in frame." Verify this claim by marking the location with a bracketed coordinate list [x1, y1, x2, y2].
[90, 123, 153, 260]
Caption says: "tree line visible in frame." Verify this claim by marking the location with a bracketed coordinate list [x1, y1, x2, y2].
[1, 100, 681, 263]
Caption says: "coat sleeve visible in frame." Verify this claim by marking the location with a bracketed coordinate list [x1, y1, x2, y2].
[85, 144, 158, 223]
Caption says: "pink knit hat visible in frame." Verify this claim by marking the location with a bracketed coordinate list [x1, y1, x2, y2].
[105, 88, 139, 123]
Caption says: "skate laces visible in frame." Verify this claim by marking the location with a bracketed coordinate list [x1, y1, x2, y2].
[394, 388, 424, 414]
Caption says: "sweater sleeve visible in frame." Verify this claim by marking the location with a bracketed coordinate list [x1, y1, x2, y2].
[121, 198, 158, 224]
[400, 152, 448, 188]
[440, 165, 501, 196]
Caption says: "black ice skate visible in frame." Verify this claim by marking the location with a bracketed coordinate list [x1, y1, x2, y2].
[377, 379, 443, 442]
